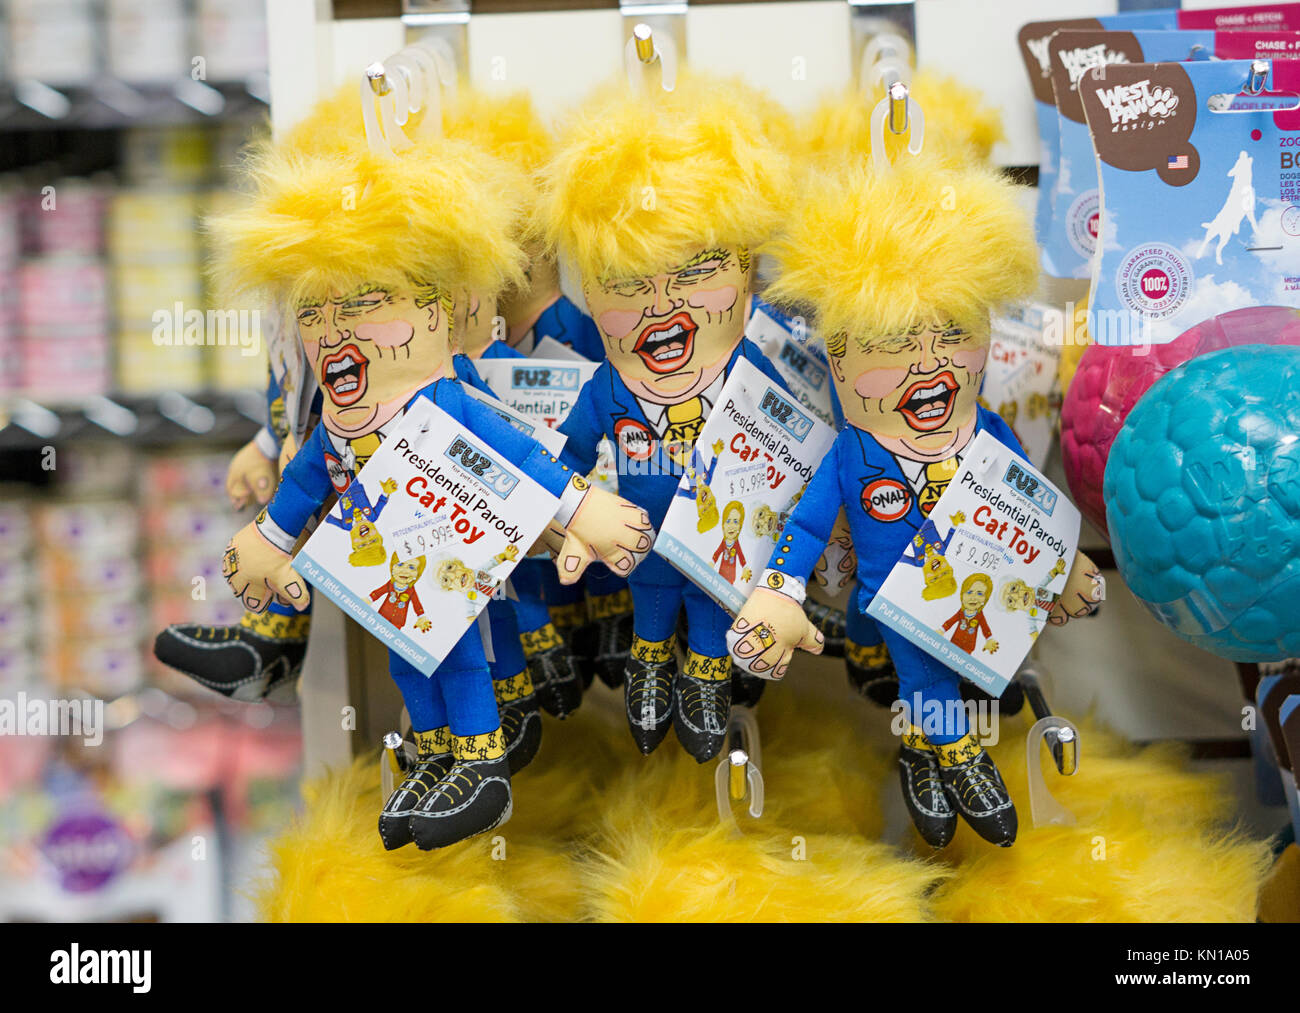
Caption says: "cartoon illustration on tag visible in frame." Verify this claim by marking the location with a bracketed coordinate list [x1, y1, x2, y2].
[712, 501, 750, 585]
[327, 478, 399, 566]
[683, 445, 721, 533]
[370, 554, 432, 632]
[998, 557, 1067, 640]
[943, 573, 998, 655]
[901, 517, 959, 600]
[1198, 151, 1258, 266]
[753, 504, 782, 542]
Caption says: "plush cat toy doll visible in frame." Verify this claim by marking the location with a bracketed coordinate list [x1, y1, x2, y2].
[728, 155, 1103, 848]
[540, 71, 794, 762]
[442, 89, 633, 718]
[797, 75, 1011, 708]
[209, 127, 654, 852]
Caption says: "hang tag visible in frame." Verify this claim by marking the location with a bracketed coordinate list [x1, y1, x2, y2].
[866, 430, 1082, 697]
[293, 398, 559, 676]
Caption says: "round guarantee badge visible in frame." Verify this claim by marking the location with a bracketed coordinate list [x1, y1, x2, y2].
[1115, 243, 1193, 320]
[1066, 189, 1101, 260]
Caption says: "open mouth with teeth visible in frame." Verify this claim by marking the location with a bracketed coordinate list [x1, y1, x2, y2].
[633, 312, 697, 374]
[321, 344, 369, 407]
[896, 371, 959, 432]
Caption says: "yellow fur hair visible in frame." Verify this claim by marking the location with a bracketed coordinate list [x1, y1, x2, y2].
[764, 154, 1037, 341]
[209, 136, 529, 307]
[800, 70, 1003, 170]
[540, 70, 791, 281]
[929, 714, 1273, 922]
[255, 670, 1271, 922]
[442, 88, 553, 172]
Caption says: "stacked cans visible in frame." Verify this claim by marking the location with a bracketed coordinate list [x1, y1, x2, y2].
[18, 180, 112, 400]
[139, 451, 250, 696]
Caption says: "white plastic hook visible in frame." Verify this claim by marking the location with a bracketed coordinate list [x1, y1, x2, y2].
[361, 63, 399, 158]
[625, 23, 677, 94]
[1025, 715, 1080, 828]
[870, 80, 925, 172]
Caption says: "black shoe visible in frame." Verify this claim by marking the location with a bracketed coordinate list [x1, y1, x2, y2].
[730, 665, 766, 708]
[409, 755, 512, 851]
[845, 639, 897, 707]
[673, 660, 732, 763]
[897, 744, 956, 849]
[625, 649, 677, 755]
[154, 620, 307, 702]
[379, 753, 454, 850]
[521, 624, 582, 718]
[551, 603, 593, 690]
[937, 747, 1018, 847]
[961, 678, 1024, 718]
[499, 704, 541, 775]
[576, 592, 634, 689]
[803, 599, 846, 658]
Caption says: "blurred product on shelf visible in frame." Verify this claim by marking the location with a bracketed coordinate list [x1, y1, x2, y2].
[7, 0, 100, 87]
[105, 0, 190, 86]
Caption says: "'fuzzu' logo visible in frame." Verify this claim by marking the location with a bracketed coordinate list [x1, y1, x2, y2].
[1003, 461, 1057, 515]
[511, 366, 580, 392]
[445, 437, 518, 498]
[759, 388, 814, 442]
[777, 343, 827, 391]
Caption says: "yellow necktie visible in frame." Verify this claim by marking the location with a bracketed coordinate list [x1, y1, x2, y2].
[663, 397, 705, 466]
[917, 457, 960, 517]
[349, 433, 383, 471]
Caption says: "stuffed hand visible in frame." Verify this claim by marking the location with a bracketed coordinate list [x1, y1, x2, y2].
[223, 522, 310, 613]
[226, 439, 278, 510]
[1048, 551, 1105, 626]
[727, 587, 824, 680]
[529, 520, 567, 558]
[556, 487, 654, 583]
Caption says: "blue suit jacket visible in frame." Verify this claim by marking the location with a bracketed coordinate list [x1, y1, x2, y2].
[769, 406, 1025, 610]
[268, 377, 577, 542]
[556, 338, 790, 531]
[534, 295, 604, 362]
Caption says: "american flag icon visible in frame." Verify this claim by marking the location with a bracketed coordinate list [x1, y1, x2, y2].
[1168, 154, 1189, 169]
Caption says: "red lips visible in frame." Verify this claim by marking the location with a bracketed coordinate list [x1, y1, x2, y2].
[321, 344, 368, 407]
[896, 371, 958, 432]
[633, 312, 697, 374]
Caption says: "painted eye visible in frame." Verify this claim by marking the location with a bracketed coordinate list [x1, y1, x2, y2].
[677, 260, 722, 279]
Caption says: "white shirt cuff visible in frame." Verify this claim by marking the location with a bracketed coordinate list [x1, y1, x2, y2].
[256, 512, 298, 555]
[552, 475, 590, 529]
[758, 568, 806, 605]
[254, 427, 279, 460]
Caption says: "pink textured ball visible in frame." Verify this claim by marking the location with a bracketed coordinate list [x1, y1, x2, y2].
[1060, 306, 1300, 539]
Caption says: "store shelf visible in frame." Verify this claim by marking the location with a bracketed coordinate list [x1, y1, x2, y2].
[0, 390, 263, 449]
[0, 78, 269, 132]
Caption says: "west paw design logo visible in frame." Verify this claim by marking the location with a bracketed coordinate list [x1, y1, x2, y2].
[777, 342, 827, 392]
[445, 436, 518, 498]
[511, 365, 581, 392]
[758, 388, 815, 442]
[1094, 78, 1179, 130]
[1002, 460, 1058, 515]
[1058, 43, 1130, 89]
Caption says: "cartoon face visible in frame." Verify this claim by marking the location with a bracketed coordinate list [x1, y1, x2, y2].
[296, 283, 451, 440]
[436, 559, 473, 593]
[391, 556, 423, 589]
[583, 248, 750, 404]
[722, 503, 744, 541]
[697, 481, 717, 518]
[456, 289, 499, 359]
[922, 545, 955, 596]
[352, 517, 380, 553]
[1000, 578, 1033, 612]
[962, 576, 992, 614]
[831, 314, 990, 460]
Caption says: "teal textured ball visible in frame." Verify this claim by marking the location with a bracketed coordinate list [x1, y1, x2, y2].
[1104, 344, 1300, 661]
